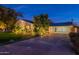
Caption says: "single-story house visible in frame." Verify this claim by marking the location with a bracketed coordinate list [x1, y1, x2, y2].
[0, 19, 33, 33]
[14, 19, 33, 33]
[14, 19, 79, 34]
[49, 22, 79, 34]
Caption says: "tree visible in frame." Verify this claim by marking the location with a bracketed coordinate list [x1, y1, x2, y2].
[0, 21, 6, 31]
[0, 6, 22, 32]
[33, 14, 51, 36]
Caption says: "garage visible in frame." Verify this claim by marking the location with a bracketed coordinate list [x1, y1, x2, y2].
[49, 22, 79, 34]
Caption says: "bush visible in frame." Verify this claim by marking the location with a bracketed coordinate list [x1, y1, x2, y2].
[69, 32, 79, 54]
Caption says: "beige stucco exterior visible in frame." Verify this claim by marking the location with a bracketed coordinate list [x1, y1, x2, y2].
[15, 20, 33, 31]
[49, 26, 78, 34]
[14, 19, 34, 34]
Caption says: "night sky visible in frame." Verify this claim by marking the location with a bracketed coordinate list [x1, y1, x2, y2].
[1, 4, 79, 24]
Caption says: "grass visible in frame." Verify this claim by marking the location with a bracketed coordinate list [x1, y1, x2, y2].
[0, 32, 23, 43]
[0, 32, 34, 43]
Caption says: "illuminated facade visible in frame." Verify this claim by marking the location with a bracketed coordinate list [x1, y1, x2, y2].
[14, 19, 33, 34]
[14, 20, 79, 34]
[49, 22, 79, 34]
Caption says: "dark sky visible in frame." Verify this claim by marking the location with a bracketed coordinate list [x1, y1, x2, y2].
[1, 4, 79, 24]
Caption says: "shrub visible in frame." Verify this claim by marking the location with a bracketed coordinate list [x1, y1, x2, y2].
[69, 32, 79, 54]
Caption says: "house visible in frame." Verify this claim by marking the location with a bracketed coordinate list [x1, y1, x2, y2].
[49, 22, 79, 34]
[14, 19, 33, 34]
[14, 19, 79, 34]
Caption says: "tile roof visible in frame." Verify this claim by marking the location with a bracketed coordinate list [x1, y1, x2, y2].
[50, 22, 73, 26]
[21, 19, 33, 23]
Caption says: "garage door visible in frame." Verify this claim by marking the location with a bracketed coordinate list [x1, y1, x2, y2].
[55, 27, 70, 33]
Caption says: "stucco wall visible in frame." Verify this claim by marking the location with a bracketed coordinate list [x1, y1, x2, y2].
[49, 26, 73, 34]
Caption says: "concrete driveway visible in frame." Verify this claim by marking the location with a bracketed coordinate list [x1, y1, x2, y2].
[0, 34, 75, 55]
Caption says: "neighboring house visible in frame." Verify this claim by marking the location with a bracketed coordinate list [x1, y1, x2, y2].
[49, 22, 79, 34]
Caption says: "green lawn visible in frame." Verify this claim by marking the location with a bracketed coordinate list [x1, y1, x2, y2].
[0, 31, 36, 44]
[0, 32, 23, 43]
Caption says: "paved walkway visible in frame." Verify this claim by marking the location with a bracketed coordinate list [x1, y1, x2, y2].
[0, 34, 75, 55]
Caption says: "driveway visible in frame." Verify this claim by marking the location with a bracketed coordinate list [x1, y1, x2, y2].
[0, 34, 75, 55]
